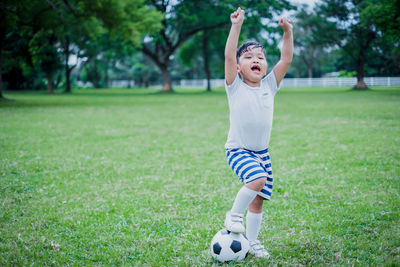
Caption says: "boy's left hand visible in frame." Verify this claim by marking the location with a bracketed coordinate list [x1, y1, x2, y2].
[278, 17, 293, 32]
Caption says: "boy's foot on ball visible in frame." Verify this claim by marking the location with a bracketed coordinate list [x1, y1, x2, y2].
[249, 240, 270, 258]
[224, 211, 245, 233]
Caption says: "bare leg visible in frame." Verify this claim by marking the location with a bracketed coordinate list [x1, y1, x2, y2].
[248, 195, 264, 213]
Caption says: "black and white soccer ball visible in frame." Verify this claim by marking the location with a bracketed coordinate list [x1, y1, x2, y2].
[210, 229, 250, 262]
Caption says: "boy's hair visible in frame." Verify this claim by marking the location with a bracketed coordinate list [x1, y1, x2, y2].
[236, 40, 266, 63]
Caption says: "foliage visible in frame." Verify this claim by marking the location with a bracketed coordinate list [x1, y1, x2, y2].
[142, 0, 292, 92]
[29, 30, 61, 73]
[1, 0, 163, 92]
[78, 34, 128, 88]
[338, 70, 357, 77]
[361, 0, 400, 49]
[292, 5, 330, 78]
[177, 29, 226, 80]
[1, 87, 399, 265]
[126, 53, 161, 87]
[65, 0, 163, 45]
[1, 0, 399, 92]
[2, 35, 50, 90]
[311, 0, 400, 88]
[361, 0, 400, 75]
[29, 29, 63, 92]
[0, 0, 54, 90]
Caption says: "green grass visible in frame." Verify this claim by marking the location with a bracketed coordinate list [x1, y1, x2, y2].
[1, 86, 399, 266]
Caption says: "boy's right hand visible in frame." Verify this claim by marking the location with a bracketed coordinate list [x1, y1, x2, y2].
[230, 7, 245, 25]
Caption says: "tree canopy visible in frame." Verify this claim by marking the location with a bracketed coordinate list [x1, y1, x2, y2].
[311, 0, 400, 89]
[1, 0, 162, 94]
[1, 0, 399, 95]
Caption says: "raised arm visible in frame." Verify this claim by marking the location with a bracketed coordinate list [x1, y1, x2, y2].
[273, 18, 293, 87]
[225, 7, 245, 86]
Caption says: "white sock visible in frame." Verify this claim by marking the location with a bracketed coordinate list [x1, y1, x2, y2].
[230, 186, 258, 215]
[246, 211, 263, 241]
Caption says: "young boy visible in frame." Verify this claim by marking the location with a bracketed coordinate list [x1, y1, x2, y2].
[224, 7, 293, 258]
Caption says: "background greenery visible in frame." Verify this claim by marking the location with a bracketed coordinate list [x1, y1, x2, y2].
[1, 0, 399, 94]
[1, 86, 399, 265]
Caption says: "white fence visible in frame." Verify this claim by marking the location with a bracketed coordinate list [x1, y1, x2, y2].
[177, 77, 400, 88]
[77, 77, 400, 89]
[281, 77, 400, 88]
[76, 80, 135, 88]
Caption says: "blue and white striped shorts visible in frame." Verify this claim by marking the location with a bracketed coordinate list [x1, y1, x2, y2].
[226, 147, 274, 200]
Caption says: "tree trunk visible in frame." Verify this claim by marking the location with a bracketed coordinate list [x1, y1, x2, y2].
[302, 54, 313, 78]
[142, 47, 173, 92]
[0, 47, 10, 101]
[202, 30, 211, 92]
[93, 61, 100, 88]
[94, 73, 100, 88]
[65, 67, 72, 92]
[160, 64, 172, 92]
[104, 59, 109, 88]
[144, 75, 150, 88]
[46, 72, 54, 94]
[0, 22, 5, 99]
[307, 65, 313, 78]
[105, 70, 109, 88]
[0, 46, 4, 99]
[354, 61, 368, 90]
[63, 36, 76, 93]
[64, 36, 72, 93]
[55, 73, 61, 88]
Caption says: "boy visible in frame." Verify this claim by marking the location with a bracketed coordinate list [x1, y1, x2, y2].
[223, 7, 293, 258]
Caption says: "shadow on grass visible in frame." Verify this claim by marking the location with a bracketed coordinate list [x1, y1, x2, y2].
[280, 86, 400, 96]
[3, 88, 226, 96]
[0, 88, 227, 109]
[0, 97, 15, 102]
[2, 86, 398, 109]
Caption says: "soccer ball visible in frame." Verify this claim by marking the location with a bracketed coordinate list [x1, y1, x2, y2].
[210, 229, 250, 262]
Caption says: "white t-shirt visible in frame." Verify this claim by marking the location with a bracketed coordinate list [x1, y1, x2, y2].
[225, 71, 280, 151]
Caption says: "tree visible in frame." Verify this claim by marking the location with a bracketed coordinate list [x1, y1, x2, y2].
[29, 29, 62, 93]
[0, 1, 10, 99]
[1, 0, 60, 95]
[79, 34, 118, 89]
[178, 29, 226, 91]
[361, 0, 400, 75]
[294, 6, 327, 78]
[40, 0, 163, 92]
[146, 0, 292, 92]
[127, 53, 161, 87]
[361, 0, 400, 45]
[0, 0, 34, 98]
[314, 0, 380, 89]
[142, 0, 233, 92]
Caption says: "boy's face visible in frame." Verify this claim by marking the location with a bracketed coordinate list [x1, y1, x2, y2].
[237, 46, 267, 85]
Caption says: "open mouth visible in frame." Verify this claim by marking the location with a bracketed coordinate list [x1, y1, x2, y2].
[251, 65, 261, 72]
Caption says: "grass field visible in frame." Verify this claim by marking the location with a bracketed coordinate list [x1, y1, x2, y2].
[1, 86, 399, 266]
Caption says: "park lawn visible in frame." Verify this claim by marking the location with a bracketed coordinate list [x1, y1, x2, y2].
[0, 86, 399, 266]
